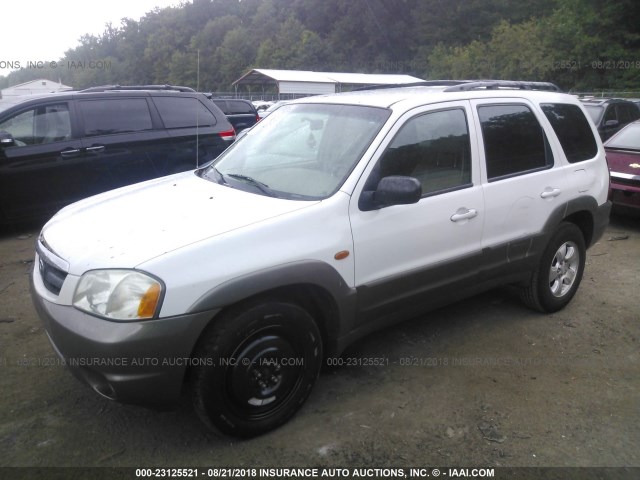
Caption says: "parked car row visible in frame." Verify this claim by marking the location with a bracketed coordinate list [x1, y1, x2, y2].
[572, 97, 640, 212]
[2, 85, 638, 226]
[579, 97, 640, 141]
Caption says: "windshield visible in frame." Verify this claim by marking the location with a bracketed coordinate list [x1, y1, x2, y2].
[204, 103, 390, 200]
[584, 105, 604, 123]
[605, 122, 640, 150]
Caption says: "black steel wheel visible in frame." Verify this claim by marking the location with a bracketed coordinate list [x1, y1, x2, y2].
[191, 299, 322, 437]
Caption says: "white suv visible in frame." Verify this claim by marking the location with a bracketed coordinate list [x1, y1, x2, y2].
[31, 81, 611, 437]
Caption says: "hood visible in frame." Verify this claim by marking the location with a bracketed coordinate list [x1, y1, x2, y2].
[40, 171, 317, 275]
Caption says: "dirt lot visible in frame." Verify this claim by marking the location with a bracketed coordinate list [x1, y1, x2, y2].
[0, 212, 638, 474]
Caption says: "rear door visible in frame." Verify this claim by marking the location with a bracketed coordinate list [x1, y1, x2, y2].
[77, 96, 167, 191]
[470, 100, 567, 280]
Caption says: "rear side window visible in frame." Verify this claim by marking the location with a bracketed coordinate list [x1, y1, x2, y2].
[154, 97, 217, 128]
[478, 104, 552, 180]
[541, 103, 598, 163]
[80, 99, 153, 136]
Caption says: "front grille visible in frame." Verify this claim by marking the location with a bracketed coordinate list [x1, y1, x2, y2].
[612, 177, 640, 188]
[38, 254, 68, 295]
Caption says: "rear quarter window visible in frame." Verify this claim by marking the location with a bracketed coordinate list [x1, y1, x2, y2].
[541, 103, 598, 163]
[154, 96, 218, 128]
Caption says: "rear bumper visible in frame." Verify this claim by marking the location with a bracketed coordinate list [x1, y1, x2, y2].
[30, 273, 217, 407]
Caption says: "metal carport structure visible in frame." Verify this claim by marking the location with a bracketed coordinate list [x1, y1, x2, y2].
[232, 69, 424, 99]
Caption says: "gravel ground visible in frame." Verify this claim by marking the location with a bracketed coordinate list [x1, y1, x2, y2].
[0, 212, 638, 477]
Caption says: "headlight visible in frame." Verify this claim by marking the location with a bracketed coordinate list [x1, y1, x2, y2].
[73, 270, 163, 320]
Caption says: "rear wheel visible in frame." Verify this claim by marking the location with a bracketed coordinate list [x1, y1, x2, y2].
[520, 222, 586, 313]
[191, 299, 322, 437]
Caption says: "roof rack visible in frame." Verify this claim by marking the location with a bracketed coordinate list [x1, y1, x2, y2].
[354, 80, 562, 93]
[80, 84, 196, 93]
[442, 80, 561, 92]
[353, 80, 465, 91]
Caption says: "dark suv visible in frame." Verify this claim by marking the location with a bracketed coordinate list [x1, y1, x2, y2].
[580, 98, 640, 141]
[0, 85, 235, 225]
[210, 98, 260, 132]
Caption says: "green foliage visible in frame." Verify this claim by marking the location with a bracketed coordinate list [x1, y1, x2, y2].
[427, 0, 640, 90]
[1, 0, 637, 92]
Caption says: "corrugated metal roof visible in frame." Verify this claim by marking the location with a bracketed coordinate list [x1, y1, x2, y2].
[324, 72, 424, 85]
[233, 69, 424, 87]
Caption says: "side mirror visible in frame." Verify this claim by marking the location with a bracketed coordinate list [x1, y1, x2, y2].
[0, 130, 16, 147]
[359, 175, 422, 211]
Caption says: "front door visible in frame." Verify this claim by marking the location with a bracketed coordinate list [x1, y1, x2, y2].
[349, 101, 485, 324]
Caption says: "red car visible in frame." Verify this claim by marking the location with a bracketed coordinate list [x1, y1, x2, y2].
[604, 120, 640, 210]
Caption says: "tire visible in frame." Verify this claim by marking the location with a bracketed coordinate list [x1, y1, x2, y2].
[191, 299, 322, 437]
[520, 222, 586, 313]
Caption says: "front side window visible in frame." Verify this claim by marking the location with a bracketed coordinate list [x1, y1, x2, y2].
[478, 104, 552, 180]
[541, 103, 598, 163]
[204, 103, 390, 200]
[372, 108, 472, 196]
[80, 99, 153, 136]
[618, 104, 640, 124]
[603, 105, 617, 123]
[0, 103, 70, 146]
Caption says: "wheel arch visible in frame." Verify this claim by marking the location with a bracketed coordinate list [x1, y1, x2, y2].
[543, 196, 600, 248]
[186, 261, 357, 359]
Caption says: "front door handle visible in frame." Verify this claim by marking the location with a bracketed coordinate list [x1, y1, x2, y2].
[540, 187, 561, 199]
[450, 208, 478, 222]
[60, 148, 81, 157]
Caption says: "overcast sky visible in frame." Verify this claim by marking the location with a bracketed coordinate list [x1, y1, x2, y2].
[1, 0, 182, 78]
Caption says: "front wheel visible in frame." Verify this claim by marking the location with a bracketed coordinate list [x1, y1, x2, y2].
[520, 222, 586, 313]
[191, 300, 322, 437]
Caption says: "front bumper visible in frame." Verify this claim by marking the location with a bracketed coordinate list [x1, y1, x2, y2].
[609, 173, 640, 209]
[30, 268, 217, 408]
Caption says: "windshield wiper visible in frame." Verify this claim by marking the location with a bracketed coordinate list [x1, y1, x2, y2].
[213, 167, 227, 183]
[227, 173, 278, 197]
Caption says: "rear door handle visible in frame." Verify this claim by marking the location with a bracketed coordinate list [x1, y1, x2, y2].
[85, 145, 105, 153]
[540, 187, 561, 199]
[450, 208, 478, 222]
